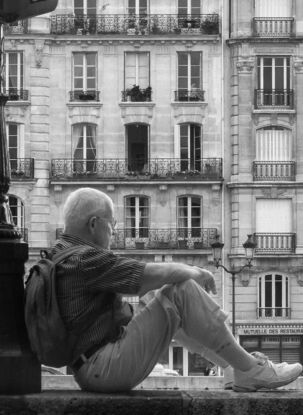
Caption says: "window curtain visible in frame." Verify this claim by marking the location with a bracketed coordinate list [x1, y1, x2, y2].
[255, 0, 291, 17]
[73, 124, 96, 173]
[256, 128, 292, 161]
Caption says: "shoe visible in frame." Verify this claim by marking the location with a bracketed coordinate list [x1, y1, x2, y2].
[233, 352, 302, 392]
[223, 366, 233, 390]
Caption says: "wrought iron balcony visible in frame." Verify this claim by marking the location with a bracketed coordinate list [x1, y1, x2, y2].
[4, 89, 29, 101]
[253, 17, 294, 37]
[254, 89, 294, 109]
[254, 233, 296, 254]
[174, 89, 205, 102]
[69, 90, 100, 102]
[50, 14, 219, 36]
[253, 161, 295, 181]
[10, 158, 34, 180]
[51, 158, 223, 181]
[257, 307, 291, 319]
[3, 20, 29, 35]
[110, 228, 218, 250]
[121, 86, 152, 102]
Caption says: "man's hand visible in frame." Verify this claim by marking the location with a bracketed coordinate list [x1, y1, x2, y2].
[192, 267, 217, 295]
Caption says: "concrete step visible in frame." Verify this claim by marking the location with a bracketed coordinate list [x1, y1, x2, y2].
[1, 389, 303, 415]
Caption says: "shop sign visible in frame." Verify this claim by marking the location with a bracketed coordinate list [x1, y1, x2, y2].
[238, 327, 303, 335]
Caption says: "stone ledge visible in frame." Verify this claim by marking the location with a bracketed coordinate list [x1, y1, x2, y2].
[1, 390, 303, 415]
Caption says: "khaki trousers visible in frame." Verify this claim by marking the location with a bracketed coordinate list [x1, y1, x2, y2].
[74, 279, 228, 392]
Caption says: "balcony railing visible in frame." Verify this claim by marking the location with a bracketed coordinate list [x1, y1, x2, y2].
[3, 89, 29, 101]
[69, 90, 100, 102]
[121, 86, 152, 102]
[10, 158, 35, 180]
[174, 89, 205, 102]
[50, 14, 219, 35]
[253, 161, 295, 181]
[257, 307, 291, 319]
[4, 20, 29, 35]
[110, 228, 218, 250]
[254, 89, 294, 109]
[254, 233, 296, 254]
[253, 17, 294, 37]
[51, 158, 223, 181]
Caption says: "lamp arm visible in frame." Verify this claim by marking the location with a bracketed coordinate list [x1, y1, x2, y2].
[215, 261, 252, 275]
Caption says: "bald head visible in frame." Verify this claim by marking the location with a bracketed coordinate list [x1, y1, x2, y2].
[63, 188, 114, 234]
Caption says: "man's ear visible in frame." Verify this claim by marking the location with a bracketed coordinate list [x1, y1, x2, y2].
[88, 216, 97, 233]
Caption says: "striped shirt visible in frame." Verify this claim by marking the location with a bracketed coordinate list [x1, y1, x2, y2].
[52, 233, 146, 361]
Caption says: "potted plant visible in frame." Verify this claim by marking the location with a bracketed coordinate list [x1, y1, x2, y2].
[127, 16, 137, 35]
[194, 241, 203, 249]
[135, 241, 145, 249]
[178, 240, 188, 249]
[201, 18, 219, 34]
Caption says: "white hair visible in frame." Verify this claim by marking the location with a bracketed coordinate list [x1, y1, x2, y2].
[63, 188, 114, 231]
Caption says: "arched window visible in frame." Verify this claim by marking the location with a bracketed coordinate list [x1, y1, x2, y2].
[73, 123, 96, 173]
[125, 195, 149, 238]
[177, 195, 201, 238]
[258, 274, 289, 318]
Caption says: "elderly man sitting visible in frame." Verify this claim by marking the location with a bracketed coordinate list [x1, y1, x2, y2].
[51, 187, 302, 392]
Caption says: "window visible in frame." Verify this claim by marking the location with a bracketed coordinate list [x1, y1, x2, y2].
[256, 127, 292, 161]
[178, 0, 200, 16]
[257, 57, 291, 106]
[178, 124, 202, 171]
[177, 196, 202, 238]
[255, 199, 294, 252]
[128, 0, 147, 15]
[254, 127, 293, 180]
[6, 123, 24, 171]
[240, 335, 302, 365]
[125, 196, 149, 238]
[256, 199, 292, 233]
[4, 52, 23, 93]
[73, 53, 97, 94]
[73, 124, 96, 173]
[125, 52, 150, 90]
[8, 195, 24, 229]
[258, 274, 289, 318]
[177, 52, 202, 100]
[255, 0, 292, 17]
[74, 0, 96, 15]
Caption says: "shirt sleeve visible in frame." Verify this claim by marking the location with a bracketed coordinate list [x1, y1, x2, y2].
[78, 247, 146, 294]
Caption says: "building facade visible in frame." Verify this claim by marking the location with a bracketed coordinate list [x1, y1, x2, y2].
[228, 0, 303, 365]
[4, 0, 224, 376]
[5, 0, 303, 377]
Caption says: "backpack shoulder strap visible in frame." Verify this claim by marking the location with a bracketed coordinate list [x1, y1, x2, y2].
[52, 245, 88, 265]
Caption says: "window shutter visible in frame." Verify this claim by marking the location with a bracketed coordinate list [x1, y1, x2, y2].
[256, 199, 292, 232]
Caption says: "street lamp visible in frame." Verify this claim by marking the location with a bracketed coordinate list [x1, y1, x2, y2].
[211, 234, 257, 336]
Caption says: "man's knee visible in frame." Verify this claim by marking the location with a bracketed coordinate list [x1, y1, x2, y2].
[158, 279, 201, 303]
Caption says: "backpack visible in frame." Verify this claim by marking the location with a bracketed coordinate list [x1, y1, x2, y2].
[24, 246, 82, 368]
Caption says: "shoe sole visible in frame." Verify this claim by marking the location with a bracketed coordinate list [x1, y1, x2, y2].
[233, 369, 302, 392]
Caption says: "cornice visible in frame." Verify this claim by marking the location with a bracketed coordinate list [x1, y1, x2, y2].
[4, 34, 221, 48]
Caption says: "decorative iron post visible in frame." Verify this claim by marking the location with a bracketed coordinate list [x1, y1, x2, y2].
[0, 24, 40, 394]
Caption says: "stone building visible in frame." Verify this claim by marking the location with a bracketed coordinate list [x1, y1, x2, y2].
[4, 0, 224, 376]
[4, 0, 303, 376]
[228, 0, 303, 365]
